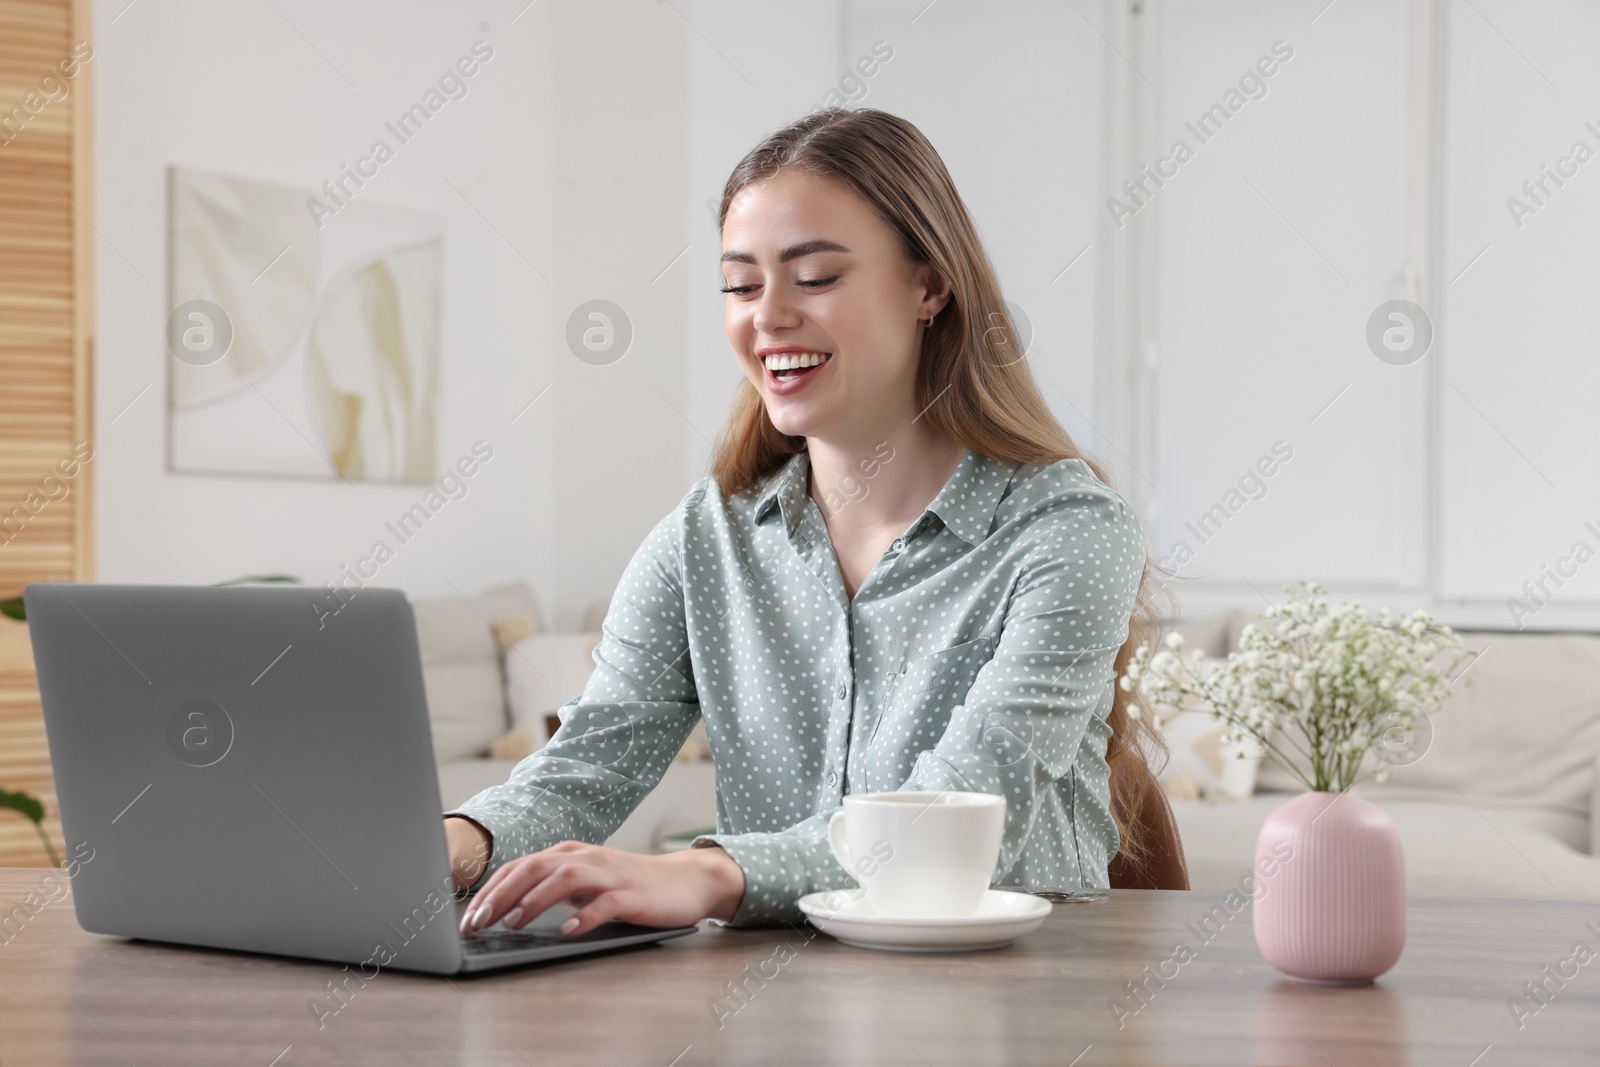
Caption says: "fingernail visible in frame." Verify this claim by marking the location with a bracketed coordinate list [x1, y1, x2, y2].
[559, 916, 579, 936]
[463, 903, 487, 932]
[501, 907, 523, 930]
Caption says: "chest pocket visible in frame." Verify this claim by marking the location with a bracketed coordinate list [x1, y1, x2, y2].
[884, 632, 999, 709]
[857, 633, 1000, 789]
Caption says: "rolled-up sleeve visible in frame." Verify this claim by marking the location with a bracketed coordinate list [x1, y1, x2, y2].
[694, 486, 1146, 925]
[446, 506, 701, 888]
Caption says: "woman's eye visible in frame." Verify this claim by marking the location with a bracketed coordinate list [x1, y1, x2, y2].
[718, 276, 839, 295]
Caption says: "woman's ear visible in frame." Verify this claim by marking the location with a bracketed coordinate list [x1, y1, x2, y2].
[915, 263, 953, 321]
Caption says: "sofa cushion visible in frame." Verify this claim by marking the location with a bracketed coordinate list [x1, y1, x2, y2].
[1172, 790, 1600, 899]
[1159, 705, 1261, 801]
[505, 632, 604, 747]
[1359, 632, 1600, 817]
[470, 580, 543, 645]
[412, 595, 508, 761]
[1253, 749, 1309, 793]
[1147, 649, 1262, 801]
[438, 757, 527, 812]
[1168, 610, 1242, 659]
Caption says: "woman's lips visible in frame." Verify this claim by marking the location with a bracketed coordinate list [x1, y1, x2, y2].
[763, 354, 832, 395]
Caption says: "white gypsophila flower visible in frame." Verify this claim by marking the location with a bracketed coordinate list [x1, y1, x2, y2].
[1122, 581, 1473, 792]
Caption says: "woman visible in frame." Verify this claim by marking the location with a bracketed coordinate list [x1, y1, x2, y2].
[447, 108, 1164, 937]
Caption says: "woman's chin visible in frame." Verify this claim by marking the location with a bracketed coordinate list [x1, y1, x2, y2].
[763, 403, 826, 440]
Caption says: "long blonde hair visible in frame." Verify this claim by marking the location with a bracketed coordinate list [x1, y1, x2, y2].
[707, 107, 1173, 877]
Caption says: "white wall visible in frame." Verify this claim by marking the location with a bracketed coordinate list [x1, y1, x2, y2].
[95, 0, 1600, 634]
[1437, 0, 1600, 619]
[546, 0, 689, 630]
[686, 0, 1111, 488]
[94, 0, 688, 630]
[1148, 0, 1600, 631]
[1151, 0, 1415, 590]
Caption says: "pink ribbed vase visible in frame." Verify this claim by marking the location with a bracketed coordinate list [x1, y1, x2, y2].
[1252, 791, 1406, 985]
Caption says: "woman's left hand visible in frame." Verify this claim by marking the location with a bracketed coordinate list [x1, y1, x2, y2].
[458, 840, 747, 937]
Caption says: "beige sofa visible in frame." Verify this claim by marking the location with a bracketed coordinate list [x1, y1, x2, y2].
[1168, 610, 1600, 900]
[412, 582, 716, 854]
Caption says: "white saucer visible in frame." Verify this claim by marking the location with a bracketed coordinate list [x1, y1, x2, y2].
[797, 888, 1052, 952]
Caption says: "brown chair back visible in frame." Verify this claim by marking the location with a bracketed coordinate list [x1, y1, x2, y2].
[1106, 756, 1190, 890]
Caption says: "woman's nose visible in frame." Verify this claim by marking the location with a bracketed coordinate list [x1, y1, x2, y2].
[751, 287, 801, 334]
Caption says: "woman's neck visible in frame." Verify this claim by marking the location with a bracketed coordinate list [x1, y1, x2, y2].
[805, 428, 967, 538]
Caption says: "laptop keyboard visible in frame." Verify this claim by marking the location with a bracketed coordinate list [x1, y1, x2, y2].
[461, 929, 566, 955]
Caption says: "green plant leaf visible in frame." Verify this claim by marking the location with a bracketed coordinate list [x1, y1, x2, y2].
[0, 596, 23, 622]
[0, 789, 59, 867]
[0, 790, 44, 824]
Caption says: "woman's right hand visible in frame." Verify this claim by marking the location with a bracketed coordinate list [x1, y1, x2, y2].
[444, 816, 494, 893]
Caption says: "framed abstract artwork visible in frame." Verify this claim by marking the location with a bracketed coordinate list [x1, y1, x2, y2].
[166, 165, 441, 483]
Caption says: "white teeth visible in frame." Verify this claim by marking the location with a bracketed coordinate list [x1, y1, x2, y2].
[763, 352, 831, 371]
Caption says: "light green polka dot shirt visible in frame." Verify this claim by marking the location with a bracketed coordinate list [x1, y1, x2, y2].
[446, 446, 1146, 926]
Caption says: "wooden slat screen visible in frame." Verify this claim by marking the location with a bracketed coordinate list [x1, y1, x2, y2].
[0, 0, 93, 867]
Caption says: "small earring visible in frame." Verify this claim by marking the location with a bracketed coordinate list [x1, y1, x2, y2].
[923, 310, 936, 327]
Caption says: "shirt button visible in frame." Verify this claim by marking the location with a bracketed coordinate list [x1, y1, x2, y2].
[891, 538, 905, 553]
[827, 770, 839, 787]
[837, 683, 847, 701]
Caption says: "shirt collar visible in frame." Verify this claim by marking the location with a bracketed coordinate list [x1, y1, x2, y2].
[754, 447, 1014, 548]
[753, 450, 812, 535]
[922, 447, 1016, 547]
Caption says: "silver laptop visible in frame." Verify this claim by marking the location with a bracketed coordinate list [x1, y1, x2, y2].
[24, 582, 696, 975]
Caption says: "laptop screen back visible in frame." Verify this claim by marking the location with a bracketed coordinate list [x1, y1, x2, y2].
[26, 583, 466, 975]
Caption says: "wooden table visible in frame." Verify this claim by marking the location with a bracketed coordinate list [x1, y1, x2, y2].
[1, 869, 1596, 1066]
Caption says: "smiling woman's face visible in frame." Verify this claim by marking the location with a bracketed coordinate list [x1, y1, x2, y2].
[720, 167, 944, 443]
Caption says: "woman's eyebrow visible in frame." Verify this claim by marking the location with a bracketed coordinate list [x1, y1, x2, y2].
[720, 239, 853, 265]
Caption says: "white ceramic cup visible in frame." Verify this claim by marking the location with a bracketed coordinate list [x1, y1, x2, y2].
[827, 791, 1006, 918]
